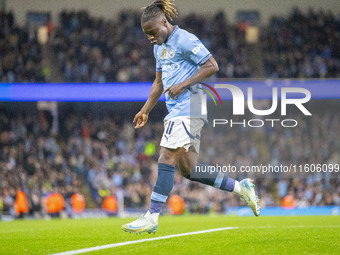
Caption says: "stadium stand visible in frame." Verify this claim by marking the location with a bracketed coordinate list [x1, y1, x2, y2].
[0, 8, 340, 217]
[0, 11, 47, 83]
[52, 10, 250, 82]
[1, 100, 339, 216]
[52, 10, 155, 83]
[261, 7, 340, 78]
[2, 8, 340, 83]
[0, 107, 81, 217]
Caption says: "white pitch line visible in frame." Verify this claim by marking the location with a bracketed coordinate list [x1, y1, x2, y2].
[50, 227, 238, 255]
[243, 225, 340, 229]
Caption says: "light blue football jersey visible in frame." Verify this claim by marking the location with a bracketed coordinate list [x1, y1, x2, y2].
[154, 25, 212, 121]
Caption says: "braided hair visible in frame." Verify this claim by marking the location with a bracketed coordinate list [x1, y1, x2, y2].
[141, 0, 178, 22]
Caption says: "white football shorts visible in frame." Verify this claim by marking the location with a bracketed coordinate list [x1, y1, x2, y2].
[160, 116, 205, 153]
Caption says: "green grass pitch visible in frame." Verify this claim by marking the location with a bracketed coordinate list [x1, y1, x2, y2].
[0, 215, 339, 254]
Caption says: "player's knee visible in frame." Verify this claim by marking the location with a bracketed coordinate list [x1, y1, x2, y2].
[158, 148, 177, 166]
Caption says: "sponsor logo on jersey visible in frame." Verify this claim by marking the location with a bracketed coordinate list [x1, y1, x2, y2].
[162, 63, 180, 72]
[162, 63, 180, 78]
[192, 43, 204, 54]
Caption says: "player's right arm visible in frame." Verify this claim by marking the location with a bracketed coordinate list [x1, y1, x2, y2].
[133, 71, 163, 128]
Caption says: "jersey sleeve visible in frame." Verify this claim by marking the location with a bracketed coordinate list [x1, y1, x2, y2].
[153, 46, 162, 72]
[181, 33, 212, 66]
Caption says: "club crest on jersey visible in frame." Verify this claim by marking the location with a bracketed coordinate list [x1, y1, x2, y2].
[162, 49, 167, 59]
[169, 49, 175, 58]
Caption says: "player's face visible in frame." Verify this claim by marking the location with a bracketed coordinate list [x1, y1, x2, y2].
[142, 18, 168, 45]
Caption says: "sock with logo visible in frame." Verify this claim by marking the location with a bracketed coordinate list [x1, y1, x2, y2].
[148, 163, 176, 216]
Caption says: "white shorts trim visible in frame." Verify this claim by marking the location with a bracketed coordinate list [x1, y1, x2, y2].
[160, 116, 204, 153]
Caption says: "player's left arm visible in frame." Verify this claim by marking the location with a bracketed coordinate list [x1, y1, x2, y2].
[163, 56, 219, 99]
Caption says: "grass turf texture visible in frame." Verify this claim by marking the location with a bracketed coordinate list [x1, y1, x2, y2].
[0, 215, 339, 254]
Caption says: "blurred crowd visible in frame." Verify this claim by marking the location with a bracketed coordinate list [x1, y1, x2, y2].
[0, 108, 81, 216]
[1, 8, 340, 82]
[53, 10, 154, 83]
[0, 11, 48, 83]
[1, 101, 339, 216]
[1, 7, 340, 217]
[52, 10, 250, 83]
[262, 8, 340, 78]
[178, 11, 251, 79]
